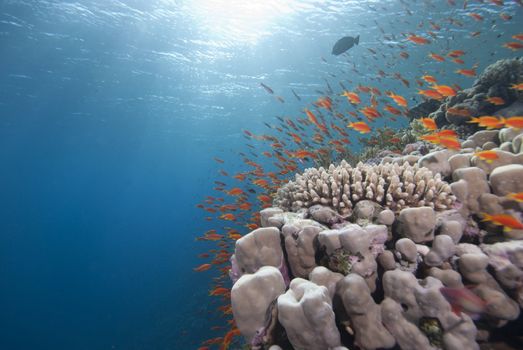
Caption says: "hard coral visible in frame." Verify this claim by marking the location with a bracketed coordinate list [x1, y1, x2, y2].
[274, 160, 455, 216]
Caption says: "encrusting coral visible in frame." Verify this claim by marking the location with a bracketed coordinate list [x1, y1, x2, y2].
[274, 160, 456, 216]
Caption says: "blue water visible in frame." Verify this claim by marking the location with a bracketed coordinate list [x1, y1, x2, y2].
[0, 0, 521, 349]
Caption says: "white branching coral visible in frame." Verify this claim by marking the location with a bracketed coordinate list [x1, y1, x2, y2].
[274, 160, 455, 215]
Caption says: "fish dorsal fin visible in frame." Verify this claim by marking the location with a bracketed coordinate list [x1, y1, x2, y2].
[355, 35, 360, 45]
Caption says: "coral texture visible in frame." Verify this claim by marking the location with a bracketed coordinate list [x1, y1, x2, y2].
[274, 160, 456, 216]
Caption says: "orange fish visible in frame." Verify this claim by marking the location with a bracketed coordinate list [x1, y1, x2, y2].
[506, 192, 523, 202]
[503, 116, 523, 129]
[209, 287, 230, 296]
[194, 263, 212, 272]
[420, 118, 438, 130]
[447, 49, 465, 57]
[503, 42, 523, 50]
[418, 89, 444, 100]
[360, 106, 381, 120]
[257, 195, 272, 203]
[513, 34, 523, 41]
[468, 13, 483, 21]
[408, 34, 430, 44]
[474, 150, 499, 163]
[429, 53, 445, 62]
[204, 233, 225, 241]
[432, 84, 457, 96]
[384, 104, 403, 115]
[420, 134, 440, 144]
[447, 107, 472, 117]
[482, 213, 523, 232]
[510, 83, 523, 91]
[467, 116, 504, 129]
[452, 58, 465, 65]
[342, 91, 361, 104]
[436, 129, 458, 138]
[486, 97, 505, 105]
[220, 213, 236, 221]
[440, 287, 488, 319]
[220, 328, 241, 350]
[438, 135, 461, 150]
[387, 92, 408, 107]
[455, 68, 476, 77]
[422, 75, 437, 84]
[253, 179, 269, 187]
[348, 121, 371, 134]
[227, 188, 244, 196]
[305, 109, 327, 133]
[293, 150, 316, 159]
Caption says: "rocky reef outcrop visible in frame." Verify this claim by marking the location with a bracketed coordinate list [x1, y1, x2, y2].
[229, 124, 523, 350]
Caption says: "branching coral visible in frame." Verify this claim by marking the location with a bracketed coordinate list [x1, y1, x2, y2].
[274, 160, 456, 216]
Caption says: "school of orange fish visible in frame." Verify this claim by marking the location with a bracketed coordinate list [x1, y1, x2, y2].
[191, 1, 523, 349]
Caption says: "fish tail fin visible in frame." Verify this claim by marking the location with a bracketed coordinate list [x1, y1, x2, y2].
[355, 35, 360, 45]
[481, 212, 492, 222]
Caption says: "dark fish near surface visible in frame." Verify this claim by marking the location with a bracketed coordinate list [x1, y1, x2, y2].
[260, 82, 274, 94]
[332, 35, 360, 55]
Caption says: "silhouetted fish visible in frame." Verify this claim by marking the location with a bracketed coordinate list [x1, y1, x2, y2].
[332, 35, 360, 55]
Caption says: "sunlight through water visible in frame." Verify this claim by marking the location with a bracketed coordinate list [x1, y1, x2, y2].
[187, 0, 301, 45]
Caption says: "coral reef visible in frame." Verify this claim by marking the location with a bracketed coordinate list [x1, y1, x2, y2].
[429, 58, 523, 127]
[225, 58, 523, 350]
[228, 123, 523, 350]
[274, 160, 456, 216]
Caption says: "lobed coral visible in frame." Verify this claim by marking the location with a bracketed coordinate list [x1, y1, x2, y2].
[274, 160, 456, 216]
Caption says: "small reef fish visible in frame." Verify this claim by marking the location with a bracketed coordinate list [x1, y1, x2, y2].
[506, 192, 523, 202]
[432, 85, 457, 97]
[513, 34, 523, 41]
[503, 116, 523, 129]
[503, 42, 523, 51]
[510, 83, 523, 91]
[486, 97, 505, 105]
[407, 34, 430, 44]
[447, 107, 472, 118]
[342, 91, 361, 104]
[260, 83, 274, 94]
[468, 13, 483, 21]
[429, 52, 445, 62]
[421, 75, 437, 83]
[219, 213, 236, 221]
[474, 150, 499, 163]
[348, 121, 371, 134]
[455, 68, 476, 77]
[468, 116, 504, 129]
[193, 264, 212, 272]
[387, 92, 408, 107]
[440, 287, 488, 319]
[418, 89, 444, 100]
[227, 188, 244, 196]
[332, 35, 360, 55]
[482, 213, 523, 232]
[447, 50, 466, 57]
[420, 118, 438, 130]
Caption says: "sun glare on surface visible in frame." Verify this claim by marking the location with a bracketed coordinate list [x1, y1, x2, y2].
[189, 0, 300, 45]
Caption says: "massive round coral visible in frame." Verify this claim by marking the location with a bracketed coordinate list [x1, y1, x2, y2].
[274, 160, 455, 216]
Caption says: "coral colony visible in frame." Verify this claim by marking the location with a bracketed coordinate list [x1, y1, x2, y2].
[206, 58, 523, 350]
